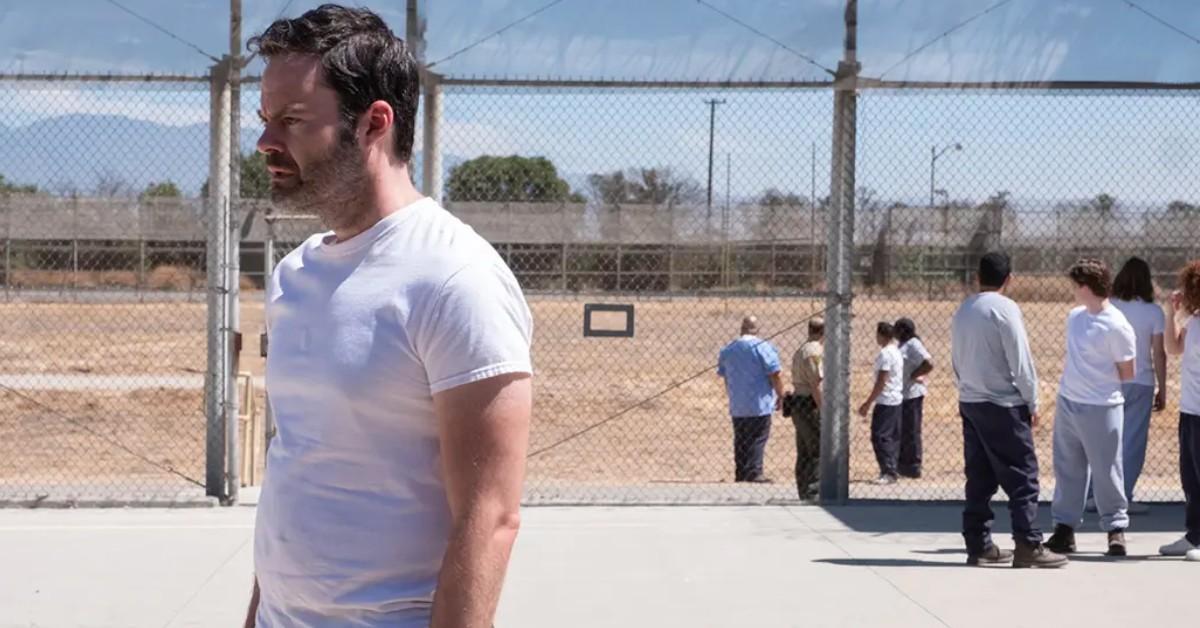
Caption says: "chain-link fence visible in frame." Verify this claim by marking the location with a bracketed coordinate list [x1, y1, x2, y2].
[0, 78, 221, 504]
[5, 72, 1197, 506]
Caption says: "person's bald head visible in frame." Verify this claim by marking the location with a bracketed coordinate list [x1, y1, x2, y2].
[740, 316, 759, 335]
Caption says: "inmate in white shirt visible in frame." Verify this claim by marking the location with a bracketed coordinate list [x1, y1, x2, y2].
[1111, 298, 1165, 388]
[874, 343, 904, 407]
[1181, 316, 1200, 416]
[255, 198, 533, 627]
[1058, 304, 1136, 406]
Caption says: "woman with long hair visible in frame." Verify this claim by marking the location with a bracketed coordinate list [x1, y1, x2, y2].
[1107, 257, 1168, 513]
[894, 318, 933, 479]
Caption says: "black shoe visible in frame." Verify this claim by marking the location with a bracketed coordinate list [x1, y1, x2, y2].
[899, 469, 922, 479]
[1107, 529, 1128, 557]
[745, 476, 773, 484]
[1044, 524, 1077, 554]
[967, 544, 1014, 566]
[1013, 542, 1069, 569]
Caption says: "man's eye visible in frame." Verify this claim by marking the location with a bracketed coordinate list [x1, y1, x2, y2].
[282, 117, 301, 127]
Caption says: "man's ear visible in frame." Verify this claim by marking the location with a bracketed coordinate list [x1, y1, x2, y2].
[361, 100, 394, 147]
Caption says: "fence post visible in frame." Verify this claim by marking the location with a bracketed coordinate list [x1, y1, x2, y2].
[422, 73, 443, 203]
[820, 0, 859, 505]
[206, 57, 233, 502]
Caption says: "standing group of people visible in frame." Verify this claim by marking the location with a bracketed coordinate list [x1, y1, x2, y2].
[949, 252, 1200, 567]
[859, 318, 933, 485]
[717, 251, 1200, 567]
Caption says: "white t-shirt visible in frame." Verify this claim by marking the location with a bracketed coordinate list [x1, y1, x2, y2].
[1058, 304, 1137, 406]
[900, 337, 932, 400]
[874, 343, 904, 407]
[1111, 298, 1165, 388]
[1181, 316, 1200, 416]
[255, 199, 533, 627]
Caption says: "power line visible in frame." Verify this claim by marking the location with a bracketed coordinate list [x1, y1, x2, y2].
[879, 0, 1014, 79]
[241, 0, 299, 68]
[694, 0, 836, 77]
[426, 0, 571, 69]
[1117, 0, 1200, 47]
[527, 302, 833, 459]
[103, 0, 220, 62]
[0, 383, 206, 489]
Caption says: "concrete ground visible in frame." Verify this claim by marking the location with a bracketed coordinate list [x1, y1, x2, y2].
[0, 503, 1195, 628]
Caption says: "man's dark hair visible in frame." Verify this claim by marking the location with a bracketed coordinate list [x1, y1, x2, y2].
[1112, 256, 1154, 303]
[876, 321, 895, 341]
[249, 4, 421, 162]
[808, 318, 825, 337]
[1068, 258, 1112, 298]
[978, 251, 1012, 289]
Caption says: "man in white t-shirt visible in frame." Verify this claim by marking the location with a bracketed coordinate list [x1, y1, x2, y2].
[244, 6, 533, 627]
[1046, 259, 1136, 558]
[858, 322, 904, 485]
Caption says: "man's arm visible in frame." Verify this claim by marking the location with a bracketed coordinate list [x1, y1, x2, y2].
[430, 373, 532, 628]
[243, 580, 259, 628]
[1115, 359, 1135, 382]
[769, 370, 784, 412]
[858, 370, 888, 417]
[997, 308, 1039, 417]
[1153, 333, 1167, 411]
[912, 359, 934, 380]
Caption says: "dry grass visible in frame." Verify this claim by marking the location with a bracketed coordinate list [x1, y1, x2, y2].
[6, 266, 257, 291]
[0, 293, 1187, 500]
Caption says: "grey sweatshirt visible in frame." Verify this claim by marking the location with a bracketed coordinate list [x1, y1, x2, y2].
[951, 290, 1040, 413]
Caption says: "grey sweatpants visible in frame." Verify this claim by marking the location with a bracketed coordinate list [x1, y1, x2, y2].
[1052, 395, 1130, 531]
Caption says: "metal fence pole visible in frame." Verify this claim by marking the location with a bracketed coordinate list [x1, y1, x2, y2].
[422, 74, 443, 203]
[206, 57, 233, 501]
[820, 0, 859, 504]
[262, 215, 276, 456]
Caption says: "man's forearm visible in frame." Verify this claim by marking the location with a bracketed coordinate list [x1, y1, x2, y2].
[430, 512, 521, 628]
[244, 580, 259, 628]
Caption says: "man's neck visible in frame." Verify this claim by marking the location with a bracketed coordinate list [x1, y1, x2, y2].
[331, 166, 425, 242]
[1083, 297, 1107, 315]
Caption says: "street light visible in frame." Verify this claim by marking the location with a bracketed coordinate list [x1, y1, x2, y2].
[929, 142, 962, 208]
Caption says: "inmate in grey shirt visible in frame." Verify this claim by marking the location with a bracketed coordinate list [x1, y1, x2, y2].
[951, 290, 1039, 413]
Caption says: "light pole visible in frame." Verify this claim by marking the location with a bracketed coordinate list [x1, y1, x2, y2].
[704, 98, 726, 215]
[929, 142, 962, 208]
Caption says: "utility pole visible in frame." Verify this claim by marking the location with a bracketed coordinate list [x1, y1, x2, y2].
[225, 0, 243, 503]
[820, 0, 860, 505]
[704, 98, 726, 216]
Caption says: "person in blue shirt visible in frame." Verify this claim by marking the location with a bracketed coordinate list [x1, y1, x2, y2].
[718, 316, 784, 483]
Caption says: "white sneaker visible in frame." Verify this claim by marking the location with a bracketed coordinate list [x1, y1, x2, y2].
[1187, 548, 1200, 562]
[1159, 536, 1200, 557]
[1127, 502, 1150, 515]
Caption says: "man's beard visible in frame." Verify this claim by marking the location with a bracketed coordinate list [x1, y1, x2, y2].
[269, 135, 370, 233]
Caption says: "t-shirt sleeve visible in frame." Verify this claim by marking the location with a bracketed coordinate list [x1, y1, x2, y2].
[760, 342, 781, 375]
[874, 351, 887, 372]
[1152, 306, 1166, 335]
[414, 262, 534, 395]
[1110, 321, 1137, 364]
[914, 338, 932, 362]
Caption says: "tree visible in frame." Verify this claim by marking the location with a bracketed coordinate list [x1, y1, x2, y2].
[757, 188, 807, 208]
[93, 169, 134, 198]
[586, 167, 701, 209]
[1166, 200, 1198, 216]
[201, 151, 271, 199]
[1089, 193, 1117, 216]
[0, 173, 37, 195]
[446, 155, 581, 203]
[141, 181, 181, 199]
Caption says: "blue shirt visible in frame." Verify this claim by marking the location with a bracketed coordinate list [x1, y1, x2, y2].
[717, 335, 782, 417]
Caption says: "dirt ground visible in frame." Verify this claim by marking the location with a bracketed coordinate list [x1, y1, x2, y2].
[0, 294, 1188, 501]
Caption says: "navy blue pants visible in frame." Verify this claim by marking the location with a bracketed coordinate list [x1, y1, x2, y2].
[900, 396, 924, 477]
[960, 402, 1043, 554]
[732, 416, 771, 481]
[1181, 413, 1200, 544]
[871, 404, 902, 478]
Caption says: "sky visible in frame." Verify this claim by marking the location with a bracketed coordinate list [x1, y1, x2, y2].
[0, 1, 1198, 207]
